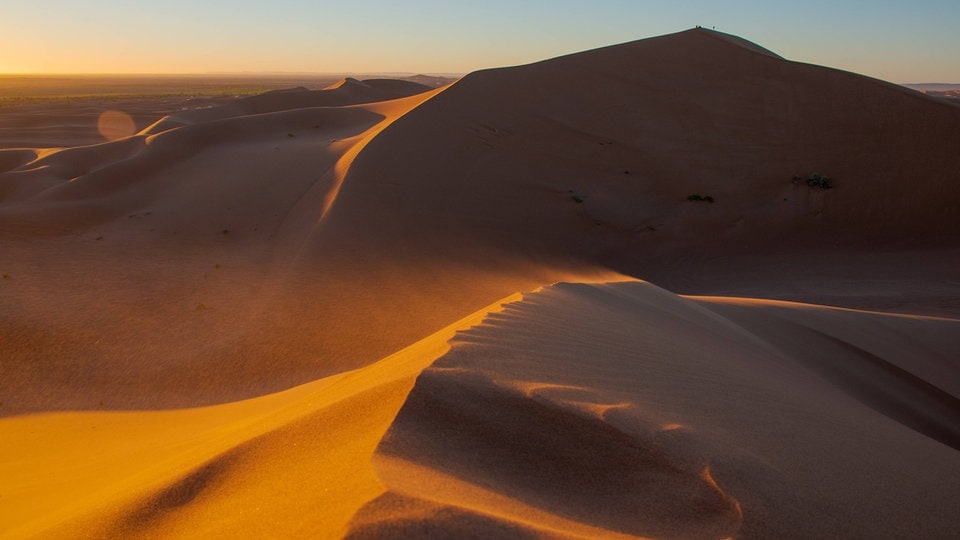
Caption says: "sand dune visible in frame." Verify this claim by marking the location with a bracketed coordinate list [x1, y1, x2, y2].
[142, 78, 434, 134]
[356, 281, 959, 538]
[0, 293, 519, 538]
[334, 28, 959, 259]
[1, 28, 958, 538]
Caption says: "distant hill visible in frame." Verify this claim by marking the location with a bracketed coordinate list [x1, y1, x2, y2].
[401, 74, 459, 88]
[902, 83, 960, 105]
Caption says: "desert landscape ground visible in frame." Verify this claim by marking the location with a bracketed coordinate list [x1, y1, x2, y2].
[1, 28, 958, 539]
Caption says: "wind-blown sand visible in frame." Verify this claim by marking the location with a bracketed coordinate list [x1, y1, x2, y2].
[1, 28, 958, 538]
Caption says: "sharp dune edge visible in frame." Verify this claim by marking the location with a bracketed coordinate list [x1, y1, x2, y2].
[1, 28, 958, 538]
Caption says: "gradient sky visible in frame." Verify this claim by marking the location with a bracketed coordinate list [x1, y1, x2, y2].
[1, 0, 958, 82]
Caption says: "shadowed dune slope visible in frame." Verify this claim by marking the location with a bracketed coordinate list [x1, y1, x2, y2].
[331, 28, 960, 264]
[355, 281, 960, 539]
[0, 294, 521, 539]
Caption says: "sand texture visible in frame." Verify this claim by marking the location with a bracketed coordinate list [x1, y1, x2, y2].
[1, 28, 958, 538]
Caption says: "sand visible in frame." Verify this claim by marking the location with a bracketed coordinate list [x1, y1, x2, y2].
[1, 28, 958, 538]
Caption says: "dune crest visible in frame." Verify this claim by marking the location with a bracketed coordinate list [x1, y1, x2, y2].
[353, 281, 959, 538]
[0, 293, 522, 538]
[140, 77, 434, 135]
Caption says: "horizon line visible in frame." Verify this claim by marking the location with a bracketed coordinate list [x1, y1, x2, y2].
[1, 72, 957, 86]
[0, 71, 465, 78]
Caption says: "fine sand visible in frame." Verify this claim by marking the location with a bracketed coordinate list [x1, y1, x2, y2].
[1, 28, 958, 538]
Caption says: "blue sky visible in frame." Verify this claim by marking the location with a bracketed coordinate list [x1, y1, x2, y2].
[1, 0, 957, 82]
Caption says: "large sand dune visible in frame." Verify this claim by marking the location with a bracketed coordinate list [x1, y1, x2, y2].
[1, 28, 958, 538]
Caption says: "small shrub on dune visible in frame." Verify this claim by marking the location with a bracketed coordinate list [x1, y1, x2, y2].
[804, 173, 833, 190]
[687, 194, 715, 203]
[567, 189, 584, 204]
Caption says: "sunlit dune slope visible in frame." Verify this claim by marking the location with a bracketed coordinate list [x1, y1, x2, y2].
[0, 293, 521, 539]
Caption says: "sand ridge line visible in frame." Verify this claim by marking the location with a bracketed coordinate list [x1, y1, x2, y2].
[0, 290, 525, 539]
[354, 280, 959, 538]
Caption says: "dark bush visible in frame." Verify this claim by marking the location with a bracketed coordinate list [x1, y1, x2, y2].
[687, 194, 715, 203]
[806, 173, 833, 189]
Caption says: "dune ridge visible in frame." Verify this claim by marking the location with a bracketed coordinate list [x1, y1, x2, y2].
[8, 280, 954, 538]
[0, 292, 523, 538]
[140, 77, 434, 135]
[353, 281, 959, 539]
[2, 27, 959, 538]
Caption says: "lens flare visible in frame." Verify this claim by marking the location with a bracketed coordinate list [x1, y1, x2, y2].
[97, 110, 136, 141]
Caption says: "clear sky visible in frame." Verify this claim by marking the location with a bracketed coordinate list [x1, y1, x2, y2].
[1, 0, 957, 82]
